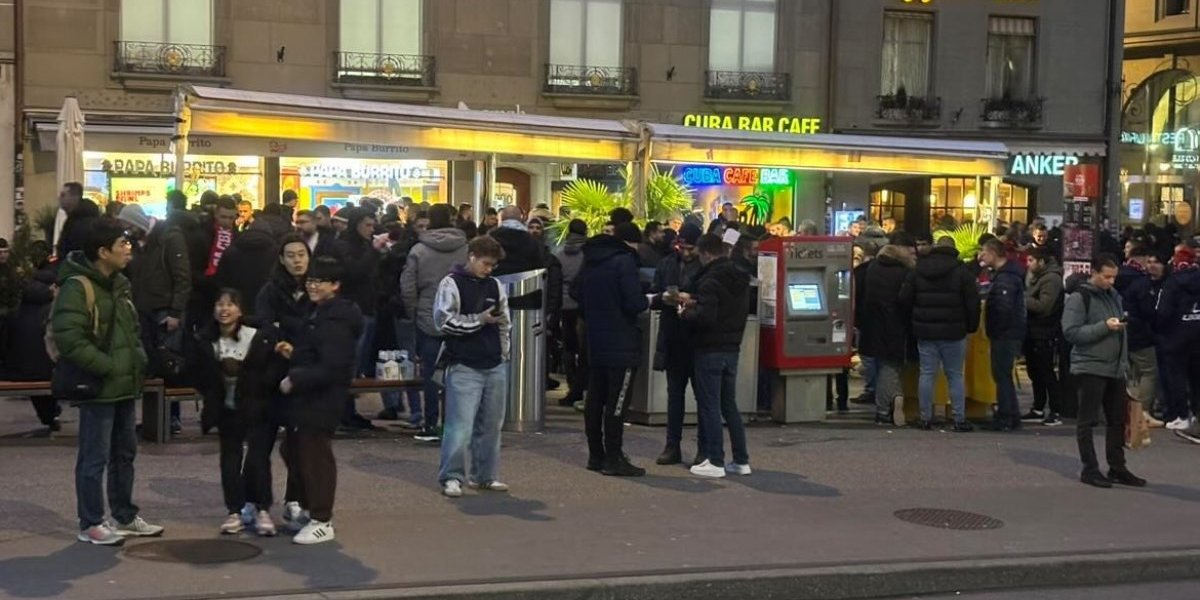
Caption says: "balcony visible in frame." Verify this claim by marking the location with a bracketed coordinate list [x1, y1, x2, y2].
[979, 96, 1044, 129]
[331, 51, 437, 102]
[542, 64, 638, 110]
[875, 94, 942, 127]
[112, 41, 228, 86]
[704, 70, 791, 108]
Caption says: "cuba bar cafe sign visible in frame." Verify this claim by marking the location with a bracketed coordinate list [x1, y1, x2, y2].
[682, 113, 823, 134]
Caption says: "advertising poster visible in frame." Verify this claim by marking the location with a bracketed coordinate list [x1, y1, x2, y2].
[833, 210, 864, 235]
[111, 177, 171, 218]
[1063, 163, 1101, 199]
[758, 252, 778, 327]
[1063, 261, 1091, 282]
[1062, 225, 1094, 261]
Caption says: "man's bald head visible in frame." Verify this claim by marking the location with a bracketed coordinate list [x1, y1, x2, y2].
[500, 206, 523, 221]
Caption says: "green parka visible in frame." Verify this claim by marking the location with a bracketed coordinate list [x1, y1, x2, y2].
[51, 251, 147, 403]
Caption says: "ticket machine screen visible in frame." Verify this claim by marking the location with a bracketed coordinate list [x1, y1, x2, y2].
[784, 271, 828, 318]
[787, 284, 823, 313]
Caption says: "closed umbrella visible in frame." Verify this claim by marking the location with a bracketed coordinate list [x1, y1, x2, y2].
[52, 97, 85, 257]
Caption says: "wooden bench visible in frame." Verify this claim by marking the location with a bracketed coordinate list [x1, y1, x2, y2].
[0, 379, 169, 442]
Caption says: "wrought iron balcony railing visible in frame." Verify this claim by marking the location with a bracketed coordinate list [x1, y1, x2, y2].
[704, 70, 791, 101]
[113, 41, 227, 78]
[875, 95, 942, 123]
[979, 96, 1044, 127]
[543, 64, 638, 96]
[333, 52, 436, 87]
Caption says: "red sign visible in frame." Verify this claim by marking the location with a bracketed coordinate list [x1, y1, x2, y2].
[724, 167, 760, 186]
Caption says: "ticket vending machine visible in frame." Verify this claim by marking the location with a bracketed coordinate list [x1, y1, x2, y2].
[758, 236, 854, 422]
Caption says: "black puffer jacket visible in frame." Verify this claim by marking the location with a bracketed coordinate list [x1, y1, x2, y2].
[859, 245, 913, 361]
[2, 268, 56, 381]
[1155, 266, 1200, 351]
[985, 259, 1027, 341]
[575, 235, 649, 369]
[335, 234, 381, 317]
[490, 226, 547, 310]
[255, 269, 312, 344]
[287, 297, 363, 432]
[899, 245, 980, 341]
[650, 252, 703, 369]
[192, 322, 288, 432]
[685, 257, 751, 353]
[1025, 261, 1064, 342]
[1115, 263, 1157, 352]
[216, 223, 279, 318]
[56, 199, 101, 260]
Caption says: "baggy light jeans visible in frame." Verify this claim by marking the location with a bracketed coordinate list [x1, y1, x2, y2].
[437, 363, 508, 485]
[917, 339, 967, 423]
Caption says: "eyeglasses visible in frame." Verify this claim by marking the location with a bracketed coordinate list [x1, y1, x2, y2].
[305, 278, 332, 287]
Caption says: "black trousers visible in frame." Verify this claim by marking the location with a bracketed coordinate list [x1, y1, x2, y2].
[1076, 374, 1127, 475]
[32, 397, 61, 426]
[1164, 349, 1200, 422]
[1024, 337, 1061, 414]
[585, 367, 636, 462]
[560, 311, 588, 401]
[217, 413, 278, 514]
[285, 427, 336, 522]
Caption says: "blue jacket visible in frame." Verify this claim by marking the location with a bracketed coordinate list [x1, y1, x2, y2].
[576, 235, 649, 369]
[1155, 267, 1200, 351]
[985, 260, 1027, 341]
[1115, 264, 1157, 352]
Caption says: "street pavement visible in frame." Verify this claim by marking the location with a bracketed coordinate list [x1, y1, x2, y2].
[2, 392, 1200, 599]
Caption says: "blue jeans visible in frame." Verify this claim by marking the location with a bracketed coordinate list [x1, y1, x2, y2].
[693, 352, 749, 467]
[382, 318, 422, 415]
[861, 355, 878, 397]
[438, 363, 508, 484]
[665, 362, 705, 449]
[76, 399, 139, 530]
[917, 339, 967, 423]
[415, 329, 444, 427]
[990, 339, 1022, 426]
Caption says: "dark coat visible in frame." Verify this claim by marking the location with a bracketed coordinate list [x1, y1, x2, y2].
[192, 323, 288, 432]
[286, 297, 363, 432]
[1116, 263, 1158, 352]
[2, 269, 56, 381]
[1155, 267, 1200, 351]
[56, 199, 101, 260]
[684, 257, 750, 354]
[859, 246, 913, 361]
[650, 252, 703, 368]
[335, 235, 381, 317]
[215, 224, 279, 318]
[899, 245, 980, 341]
[167, 209, 210, 282]
[128, 222, 192, 318]
[544, 250, 563, 316]
[1025, 261, 1064, 342]
[985, 259, 1027, 341]
[490, 226, 547, 310]
[255, 269, 312, 344]
[576, 235, 649, 369]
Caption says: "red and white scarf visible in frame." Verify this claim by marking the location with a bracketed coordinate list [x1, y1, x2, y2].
[205, 226, 233, 277]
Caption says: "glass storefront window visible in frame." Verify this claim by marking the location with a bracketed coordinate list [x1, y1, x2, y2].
[930, 177, 1030, 229]
[280, 157, 447, 211]
[869, 189, 906, 226]
[83, 151, 263, 218]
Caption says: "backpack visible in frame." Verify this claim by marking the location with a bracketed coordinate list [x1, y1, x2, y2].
[44, 275, 99, 363]
[1064, 272, 1091, 317]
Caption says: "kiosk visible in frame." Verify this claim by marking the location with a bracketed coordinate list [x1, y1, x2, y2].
[759, 236, 854, 422]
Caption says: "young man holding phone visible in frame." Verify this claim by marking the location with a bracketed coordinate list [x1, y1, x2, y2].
[432, 236, 512, 498]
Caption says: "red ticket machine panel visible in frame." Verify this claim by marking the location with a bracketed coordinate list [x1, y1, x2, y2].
[758, 236, 854, 370]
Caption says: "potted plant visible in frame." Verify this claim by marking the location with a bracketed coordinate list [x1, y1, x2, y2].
[931, 222, 990, 263]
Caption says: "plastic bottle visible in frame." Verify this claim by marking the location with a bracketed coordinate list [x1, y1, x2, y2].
[383, 351, 401, 381]
[376, 350, 389, 380]
[397, 350, 414, 380]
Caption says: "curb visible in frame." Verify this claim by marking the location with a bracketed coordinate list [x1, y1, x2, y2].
[196, 547, 1200, 600]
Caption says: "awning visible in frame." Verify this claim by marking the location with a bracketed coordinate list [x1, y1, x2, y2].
[642, 124, 1009, 177]
[176, 85, 640, 163]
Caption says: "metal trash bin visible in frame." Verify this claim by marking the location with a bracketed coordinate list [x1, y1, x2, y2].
[497, 269, 546, 433]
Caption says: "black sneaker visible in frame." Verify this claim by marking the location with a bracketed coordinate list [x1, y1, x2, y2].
[1108, 469, 1147, 487]
[851, 393, 874, 405]
[916, 420, 933, 431]
[655, 445, 682, 465]
[1042, 414, 1063, 427]
[414, 426, 442, 442]
[874, 414, 893, 426]
[1175, 429, 1200, 445]
[1020, 410, 1045, 423]
[546, 378, 561, 391]
[601, 455, 646, 477]
[1081, 471, 1113, 488]
[586, 456, 604, 471]
[375, 408, 399, 421]
[952, 421, 975, 433]
[47, 419, 62, 433]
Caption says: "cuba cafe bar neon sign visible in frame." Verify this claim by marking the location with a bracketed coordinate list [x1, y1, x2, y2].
[682, 113, 822, 134]
[680, 165, 793, 186]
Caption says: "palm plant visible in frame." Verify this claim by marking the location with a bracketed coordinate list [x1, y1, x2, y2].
[739, 191, 772, 226]
[551, 178, 619, 243]
[931, 222, 990, 263]
[622, 164, 694, 223]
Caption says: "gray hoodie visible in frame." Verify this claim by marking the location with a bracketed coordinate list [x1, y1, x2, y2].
[400, 227, 469, 336]
[554, 232, 587, 311]
[1062, 282, 1127, 379]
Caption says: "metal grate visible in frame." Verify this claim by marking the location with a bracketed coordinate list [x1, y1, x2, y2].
[894, 508, 1005, 531]
[124, 539, 262, 564]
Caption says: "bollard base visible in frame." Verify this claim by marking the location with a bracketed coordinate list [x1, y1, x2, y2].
[772, 370, 839, 423]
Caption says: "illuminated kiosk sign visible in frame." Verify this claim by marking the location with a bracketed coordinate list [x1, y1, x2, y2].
[682, 114, 822, 134]
[1007, 154, 1080, 176]
[680, 166, 792, 186]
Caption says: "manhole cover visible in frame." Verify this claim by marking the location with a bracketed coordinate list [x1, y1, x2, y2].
[893, 508, 1004, 531]
[124, 539, 262, 564]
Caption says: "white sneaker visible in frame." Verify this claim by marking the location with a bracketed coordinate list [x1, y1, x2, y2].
[442, 480, 463, 498]
[1166, 417, 1191, 431]
[77, 524, 124, 546]
[255, 510, 276, 537]
[725, 463, 753, 476]
[690, 459, 726, 479]
[220, 513, 244, 535]
[283, 501, 309, 529]
[468, 480, 509, 492]
[892, 396, 906, 427]
[111, 516, 164, 537]
[292, 520, 335, 545]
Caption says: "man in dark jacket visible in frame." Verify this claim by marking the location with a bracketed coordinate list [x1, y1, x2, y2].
[490, 206, 547, 310]
[681, 234, 751, 478]
[859, 242, 915, 426]
[554, 220, 589, 407]
[649, 222, 704, 465]
[979, 239, 1027, 431]
[899, 237, 980, 431]
[4, 267, 60, 431]
[1116, 245, 1160, 428]
[638, 221, 667, 268]
[334, 208, 384, 430]
[1021, 247, 1065, 426]
[1156, 246, 1200, 429]
[55, 182, 101, 262]
[296, 209, 338, 258]
[278, 255, 363, 544]
[577, 222, 649, 477]
[1063, 254, 1144, 489]
[216, 219, 280, 319]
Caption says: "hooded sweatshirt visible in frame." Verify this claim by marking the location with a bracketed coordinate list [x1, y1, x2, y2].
[576, 234, 649, 368]
[1155, 265, 1200, 351]
[1115, 262, 1157, 352]
[899, 245, 981, 341]
[400, 227, 469, 336]
[554, 232, 587, 311]
[1025, 259, 1064, 342]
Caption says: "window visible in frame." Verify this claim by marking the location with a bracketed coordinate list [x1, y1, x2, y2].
[881, 12, 932, 97]
[709, 0, 777, 72]
[869, 190, 907, 227]
[1162, 0, 1191, 17]
[120, 0, 212, 46]
[549, 0, 622, 68]
[930, 178, 1029, 229]
[985, 17, 1036, 100]
[340, 0, 422, 57]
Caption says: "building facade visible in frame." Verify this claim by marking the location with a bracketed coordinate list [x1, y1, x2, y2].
[10, 0, 1115, 236]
